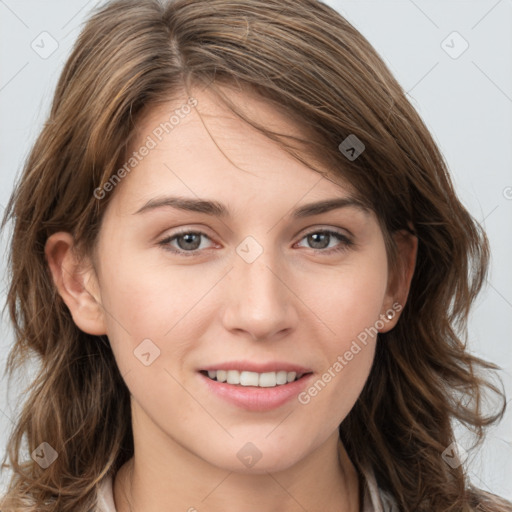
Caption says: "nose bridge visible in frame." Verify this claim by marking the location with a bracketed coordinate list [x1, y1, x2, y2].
[239, 248, 282, 300]
[223, 235, 297, 340]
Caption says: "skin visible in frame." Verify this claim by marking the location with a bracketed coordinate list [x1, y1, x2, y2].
[45, 84, 417, 512]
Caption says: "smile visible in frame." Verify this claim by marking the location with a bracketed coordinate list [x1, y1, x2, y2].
[200, 369, 306, 387]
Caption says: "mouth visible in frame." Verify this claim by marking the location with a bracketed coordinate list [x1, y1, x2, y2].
[198, 366, 315, 411]
[199, 369, 312, 388]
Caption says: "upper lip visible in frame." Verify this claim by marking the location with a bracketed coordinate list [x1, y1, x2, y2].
[200, 361, 313, 374]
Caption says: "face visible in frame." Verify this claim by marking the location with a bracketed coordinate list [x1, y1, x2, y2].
[79, 85, 405, 473]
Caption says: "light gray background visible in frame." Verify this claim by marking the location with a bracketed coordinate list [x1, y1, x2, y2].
[1, 0, 511, 501]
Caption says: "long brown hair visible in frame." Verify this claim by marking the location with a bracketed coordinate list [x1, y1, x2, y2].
[1, 0, 510, 510]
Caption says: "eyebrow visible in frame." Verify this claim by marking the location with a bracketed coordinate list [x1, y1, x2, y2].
[133, 195, 370, 218]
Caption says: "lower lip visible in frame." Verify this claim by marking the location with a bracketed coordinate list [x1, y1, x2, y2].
[199, 372, 314, 412]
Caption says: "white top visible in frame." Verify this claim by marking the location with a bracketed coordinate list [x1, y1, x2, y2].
[95, 464, 398, 511]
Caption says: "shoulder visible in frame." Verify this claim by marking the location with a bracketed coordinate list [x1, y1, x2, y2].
[92, 465, 512, 512]
[0, 475, 118, 512]
[360, 467, 512, 512]
[359, 464, 399, 512]
[95, 465, 394, 512]
[469, 488, 512, 512]
[96, 473, 117, 512]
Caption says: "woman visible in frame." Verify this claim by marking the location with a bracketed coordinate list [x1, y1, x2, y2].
[1, 0, 510, 510]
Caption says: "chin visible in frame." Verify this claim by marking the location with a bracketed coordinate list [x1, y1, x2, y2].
[200, 440, 304, 475]
[219, 455, 298, 475]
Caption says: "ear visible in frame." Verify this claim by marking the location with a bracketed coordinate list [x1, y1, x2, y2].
[379, 228, 418, 333]
[44, 232, 107, 335]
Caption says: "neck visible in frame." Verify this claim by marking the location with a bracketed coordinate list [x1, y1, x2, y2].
[114, 431, 360, 512]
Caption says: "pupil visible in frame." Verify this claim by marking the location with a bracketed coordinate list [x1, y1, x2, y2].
[178, 233, 201, 250]
[309, 232, 329, 249]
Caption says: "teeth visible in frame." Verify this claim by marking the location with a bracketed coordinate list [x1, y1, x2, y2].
[259, 372, 276, 387]
[227, 370, 240, 385]
[205, 370, 303, 387]
[240, 371, 258, 386]
[275, 371, 288, 385]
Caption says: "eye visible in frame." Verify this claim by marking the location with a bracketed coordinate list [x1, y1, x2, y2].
[295, 229, 353, 254]
[158, 230, 215, 256]
[158, 228, 354, 257]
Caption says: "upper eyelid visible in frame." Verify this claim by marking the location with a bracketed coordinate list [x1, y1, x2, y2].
[297, 225, 353, 239]
[162, 225, 352, 239]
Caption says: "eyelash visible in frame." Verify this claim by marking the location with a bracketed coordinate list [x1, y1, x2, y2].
[157, 229, 354, 257]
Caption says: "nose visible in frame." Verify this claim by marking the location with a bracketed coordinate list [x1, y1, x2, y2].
[221, 243, 299, 341]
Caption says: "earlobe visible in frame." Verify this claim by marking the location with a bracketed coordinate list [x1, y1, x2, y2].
[379, 229, 418, 333]
[44, 232, 107, 336]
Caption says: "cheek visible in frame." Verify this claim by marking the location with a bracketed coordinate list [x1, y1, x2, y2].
[98, 250, 205, 334]
[312, 254, 389, 343]
[94, 256, 177, 370]
[96, 250, 224, 384]
[297, 255, 388, 419]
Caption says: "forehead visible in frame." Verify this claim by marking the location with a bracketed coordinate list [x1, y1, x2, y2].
[109, 84, 361, 214]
